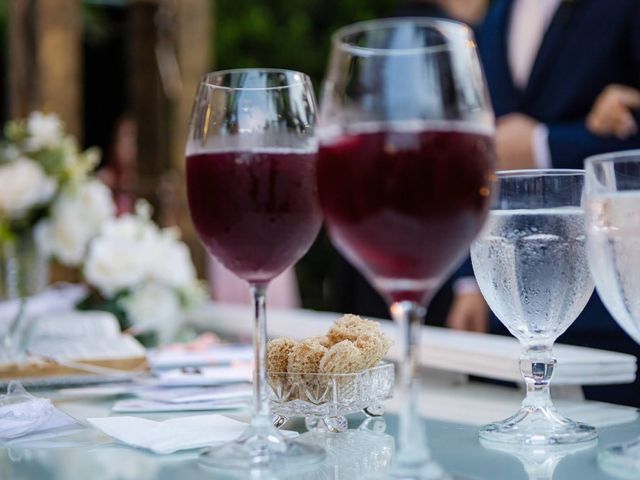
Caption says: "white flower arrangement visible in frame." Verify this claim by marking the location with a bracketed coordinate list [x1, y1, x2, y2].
[1, 111, 205, 342]
[82, 202, 206, 343]
[0, 157, 56, 219]
[0, 111, 110, 267]
[36, 180, 116, 267]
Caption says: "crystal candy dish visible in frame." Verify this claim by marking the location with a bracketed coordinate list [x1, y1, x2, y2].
[269, 362, 394, 432]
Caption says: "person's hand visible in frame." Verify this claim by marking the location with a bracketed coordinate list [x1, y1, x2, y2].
[586, 84, 640, 139]
[445, 292, 489, 333]
[495, 113, 538, 170]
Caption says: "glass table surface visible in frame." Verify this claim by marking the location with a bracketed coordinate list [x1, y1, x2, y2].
[1, 392, 638, 480]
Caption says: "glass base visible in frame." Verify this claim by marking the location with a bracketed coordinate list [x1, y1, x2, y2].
[479, 405, 597, 445]
[598, 437, 640, 479]
[199, 423, 325, 471]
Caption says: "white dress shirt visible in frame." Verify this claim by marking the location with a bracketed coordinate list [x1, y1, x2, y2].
[509, 0, 562, 169]
[455, 0, 562, 295]
[508, 0, 562, 91]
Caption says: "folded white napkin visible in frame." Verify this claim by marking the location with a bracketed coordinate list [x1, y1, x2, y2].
[88, 414, 297, 454]
[0, 382, 78, 441]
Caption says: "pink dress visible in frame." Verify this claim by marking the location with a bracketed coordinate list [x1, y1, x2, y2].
[207, 257, 300, 308]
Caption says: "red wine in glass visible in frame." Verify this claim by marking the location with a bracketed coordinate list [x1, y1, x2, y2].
[318, 123, 495, 303]
[185, 68, 324, 470]
[187, 148, 322, 284]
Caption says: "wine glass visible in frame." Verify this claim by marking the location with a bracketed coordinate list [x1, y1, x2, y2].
[317, 18, 496, 476]
[185, 69, 324, 470]
[471, 170, 597, 445]
[584, 151, 640, 477]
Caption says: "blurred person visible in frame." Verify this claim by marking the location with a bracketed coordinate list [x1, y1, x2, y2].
[450, 85, 640, 334]
[480, 0, 640, 172]
[447, 0, 640, 406]
[587, 84, 640, 140]
[99, 115, 137, 215]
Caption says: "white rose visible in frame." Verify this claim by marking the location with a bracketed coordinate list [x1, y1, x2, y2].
[1, 145, 21, 161]
[0, 157, 56, 219]
[26, 111, 63, 150]
[121, 282, 182, 343]
[148, 229, 196, 288]
[36, 180, 115, 266]
[100, 212, 157, 243]
[72, 180, 115, 228]
[84, 234, 150, 297]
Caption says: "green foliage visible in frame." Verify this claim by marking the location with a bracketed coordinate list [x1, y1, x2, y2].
[3, 121, 29, 146]
[213, 0, 398, 88]
[77, 290, 130, 331]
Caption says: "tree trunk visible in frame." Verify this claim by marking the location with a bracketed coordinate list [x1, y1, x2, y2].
[127, 0, 169, 215]
[8, 0, 82, 138]
[171, 0, 212, 277]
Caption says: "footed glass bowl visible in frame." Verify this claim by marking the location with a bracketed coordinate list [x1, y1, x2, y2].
[269, 362, 394, 433]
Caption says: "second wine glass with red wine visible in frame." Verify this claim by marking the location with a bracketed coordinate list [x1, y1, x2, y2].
[186, 69, 324, 470]
[317, 18, 496, 477]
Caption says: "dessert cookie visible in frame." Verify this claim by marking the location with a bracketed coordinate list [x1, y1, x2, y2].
[327, 314, 382, 344]
[287, 338, 328, 374]
[319, 340, 367, 374]
[355, 333, 392, 369]
[267, 337, 297, 374]
[307, 335, 333, 349]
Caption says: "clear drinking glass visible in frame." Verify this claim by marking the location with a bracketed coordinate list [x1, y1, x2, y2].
[317, 18, 496, 476]
[584, 151, 640, 476]
[2, 229, 49, 361]
[471, 170, 598, 445]
[185, 69, 324, 470]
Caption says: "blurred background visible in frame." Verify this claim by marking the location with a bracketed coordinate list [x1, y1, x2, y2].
[0, 0, 489, 321]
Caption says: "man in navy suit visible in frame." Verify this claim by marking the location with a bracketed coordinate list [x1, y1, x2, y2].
[448, 0, 640, 406]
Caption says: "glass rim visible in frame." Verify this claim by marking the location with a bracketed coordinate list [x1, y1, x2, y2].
[584, 149, 640, 167]
[496, 168, 585, 178]
[331, 17, 472, 57]
[199, 68, 312, 92]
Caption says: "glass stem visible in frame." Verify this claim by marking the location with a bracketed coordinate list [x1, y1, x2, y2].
[5, 299, 28, 362]
[3, 236, 27, 362]
[390, 300, 430, 467]
[524, 462, 557, 480]
[520, 344, 556, 410]
[250, 282, 271, 426]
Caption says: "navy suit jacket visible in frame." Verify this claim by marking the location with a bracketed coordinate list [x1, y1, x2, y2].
[474, 0, 640, 405]
[480, 0, 640, 167]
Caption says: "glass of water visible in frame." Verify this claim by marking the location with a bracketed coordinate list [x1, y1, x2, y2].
[471, 169, 598, 445]
[584, 151, 640, 476]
